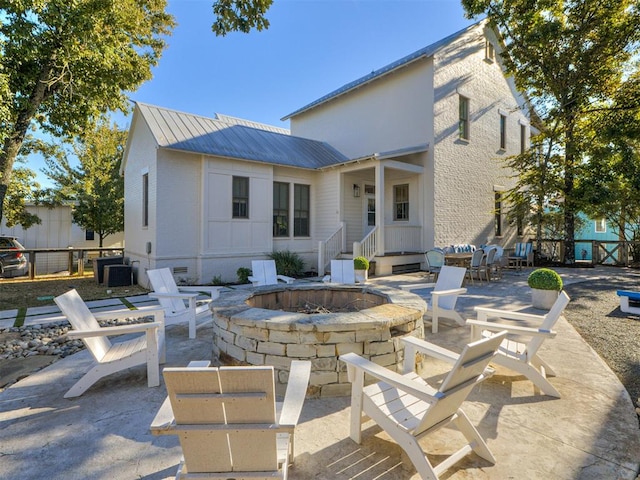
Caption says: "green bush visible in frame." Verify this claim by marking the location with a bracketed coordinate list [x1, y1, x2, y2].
[211, 275, 224, 286]
[353, 256, 370, 270]
[268, 250, 305, 277]
[236, 267, 251, 284]
[527, 268, 563, 291]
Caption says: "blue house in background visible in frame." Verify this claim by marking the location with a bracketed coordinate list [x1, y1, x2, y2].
[575, 215, 620, 263]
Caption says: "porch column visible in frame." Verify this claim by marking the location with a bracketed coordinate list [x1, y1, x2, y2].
[375, 163, 385, 255]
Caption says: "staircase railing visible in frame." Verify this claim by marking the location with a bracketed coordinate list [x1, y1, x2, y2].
[353, 226, 378, 261]
[318, 223, 345, 274]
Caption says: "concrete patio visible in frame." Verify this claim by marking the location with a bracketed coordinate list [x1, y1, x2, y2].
[0, 267, 639, 479]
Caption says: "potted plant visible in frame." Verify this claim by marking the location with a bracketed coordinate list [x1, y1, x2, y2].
[527, 268, 563, 309]
[353, 256, 370, 283]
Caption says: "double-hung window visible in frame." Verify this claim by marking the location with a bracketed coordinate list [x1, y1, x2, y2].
[273, 182, 289, 237]
[495, 192, 503, 237]
[232, 176, 249, 218]
[394, 184, 409, 221]
[293, 184, 310, 237]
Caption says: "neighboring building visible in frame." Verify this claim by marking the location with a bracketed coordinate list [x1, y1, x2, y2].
[0, 205, 124, 275]
[122, 21, 531, 285]
[575, 216, 621, 263]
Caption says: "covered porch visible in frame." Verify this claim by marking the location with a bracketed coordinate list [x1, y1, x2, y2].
[318, 145, 428, 275]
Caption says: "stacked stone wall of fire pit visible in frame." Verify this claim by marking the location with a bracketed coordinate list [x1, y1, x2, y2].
[211, 284, 428, 397]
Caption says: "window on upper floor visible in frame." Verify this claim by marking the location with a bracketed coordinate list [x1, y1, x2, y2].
[273, 181, 289, 237]
[142, 173, 149, 227]
[459, 95, 470, 141]
[293, 184, 310, 237]
[499, 114, 507, 150]
[85, 230, 95, 241]
[520, 124, 527, 154]
[595, 218, 606, 233]
[232, 176, 249, 218]
[485, 41, 495, 62]
[394, 184, 409, 221]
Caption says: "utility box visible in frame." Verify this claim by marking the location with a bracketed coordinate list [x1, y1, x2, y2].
[103, 264, 133, 287]
[94, 256, 127, 284]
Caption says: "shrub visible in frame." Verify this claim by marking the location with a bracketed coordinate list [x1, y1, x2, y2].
[353, 256, 370, 270]
[268, 250, 305, 277]
[211, 275, 224, 286]
[527, 268, 563, 291]
[236, 267, 251, 284]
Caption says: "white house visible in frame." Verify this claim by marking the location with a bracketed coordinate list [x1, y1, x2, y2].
[122, 21, 531, 285]
[0, 204, 124, 275]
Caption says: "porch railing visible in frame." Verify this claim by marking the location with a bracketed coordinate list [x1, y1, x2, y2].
[353, 226, 378, 261]
[318, 223, 345, 274]
[384, 225, 422, 254]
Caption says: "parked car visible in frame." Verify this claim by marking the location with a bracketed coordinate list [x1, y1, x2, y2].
[0, 236, 28, 277]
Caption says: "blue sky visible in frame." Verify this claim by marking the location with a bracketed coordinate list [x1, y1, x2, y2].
[29, 0, 477, 185]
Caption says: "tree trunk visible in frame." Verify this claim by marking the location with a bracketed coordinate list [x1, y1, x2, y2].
[562, 120, 577, 265]
[0, 57, 57, 222]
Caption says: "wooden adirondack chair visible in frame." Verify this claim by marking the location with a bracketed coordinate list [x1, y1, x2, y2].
[54, 289, 166, 399]
[400, 265, 467, 333]
[340, 332, 507, 480]
[322, 259, 356, 284]
[147, 268, 221, 339]
[468, 290, 570, 398]
[248, 260, 295, 286]
[151, 360, 311, 479]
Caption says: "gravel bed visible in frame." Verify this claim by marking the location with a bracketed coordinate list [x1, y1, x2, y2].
[562, 276, 640, 420]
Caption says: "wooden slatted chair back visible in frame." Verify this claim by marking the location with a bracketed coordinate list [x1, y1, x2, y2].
[414, 331, 506, 436]
[526, 291, 570, 358]
[251, 260, 279, 286]
[432, 265, 466, 310]
[162, 365, 278, 474]
[147, 268, 186, 314]
[330, 259, 356, 284]
[54, 289, 111, 362]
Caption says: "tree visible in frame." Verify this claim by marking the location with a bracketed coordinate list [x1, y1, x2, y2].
[0, 0, 174, 223]
[212, 0, 272, 36]
[41, 120, 127, 247]
[2, 160, 41, 229]
[462, 0, 640, 263]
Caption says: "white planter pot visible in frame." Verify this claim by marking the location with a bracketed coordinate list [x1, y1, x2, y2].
[531, 288, 559, 310]
[355, 269, 368, 283]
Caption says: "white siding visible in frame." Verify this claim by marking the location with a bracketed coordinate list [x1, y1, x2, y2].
[291, 60, 434, 159]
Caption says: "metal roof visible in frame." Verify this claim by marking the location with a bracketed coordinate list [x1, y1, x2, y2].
[136, 103, 348, 169]
[282, 21, 482, 120]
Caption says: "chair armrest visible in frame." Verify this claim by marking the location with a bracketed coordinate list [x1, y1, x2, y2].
[150, 396, 176, 435]
[322, 275, 331, 283]
[67, 321, 162, 339]
[278, 360, 311, 428]
[474, 306, 546, 323]
[399, 282, 436, 291]
[149, 292, 199, 300]
[93, 306, 166, 322]
[466, 319, 556, 338]
[432, 288, 467, 298]
[177, 286, 221, 300]
[402, 336, 459, 364]
[277, 275, 295, 284]
[340, 352, 438, 401]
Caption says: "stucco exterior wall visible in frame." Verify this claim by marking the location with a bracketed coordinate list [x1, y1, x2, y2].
[290, 59, 434, 160]
[431, 24, 524, 248]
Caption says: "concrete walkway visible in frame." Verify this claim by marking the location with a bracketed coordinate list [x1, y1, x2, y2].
[0, 267, 639, 479]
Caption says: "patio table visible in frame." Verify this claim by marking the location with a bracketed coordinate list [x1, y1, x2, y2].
[444, 252, 473, 268]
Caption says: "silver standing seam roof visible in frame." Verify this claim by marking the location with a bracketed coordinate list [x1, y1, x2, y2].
[281, 21, 482, 120]
[136, 103, 348, 169]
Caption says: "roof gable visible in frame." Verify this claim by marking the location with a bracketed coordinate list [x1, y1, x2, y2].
[134, 102, 348, 169]
[282, 21, 483, 120]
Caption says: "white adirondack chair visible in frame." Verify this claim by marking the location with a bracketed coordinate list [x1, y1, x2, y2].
[248, 260, 295, 286]
[151, 360, 311, 479]
[147, 268, 221, 339]
[402, 265, 467, 334]
[467, 290, 570, 398]
[340, 332, 507, 480]
[322, 259, 356, 284]
[54, 289, 166, 399]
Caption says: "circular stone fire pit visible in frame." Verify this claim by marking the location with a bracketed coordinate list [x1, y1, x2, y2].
[211, 283, 427, 397]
